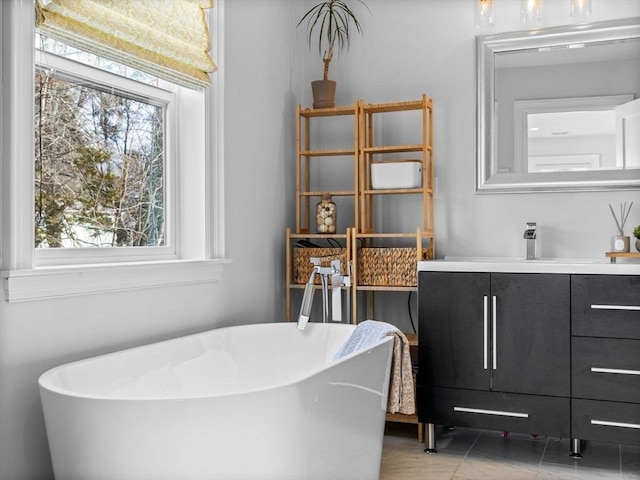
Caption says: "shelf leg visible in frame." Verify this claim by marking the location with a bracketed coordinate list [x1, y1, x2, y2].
[424, 423, 437, 454]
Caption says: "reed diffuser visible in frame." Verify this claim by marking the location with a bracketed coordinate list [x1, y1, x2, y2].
[609, 201, 633, 253]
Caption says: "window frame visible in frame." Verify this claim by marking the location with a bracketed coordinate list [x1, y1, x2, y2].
[1, 0, 228, 302]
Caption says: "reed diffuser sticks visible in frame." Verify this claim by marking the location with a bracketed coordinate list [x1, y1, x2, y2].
[609, 202, 633, 236]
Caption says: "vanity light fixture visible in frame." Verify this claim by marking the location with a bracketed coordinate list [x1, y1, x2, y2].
[520, 0, 541, 23]
[570, 0, 592, 17]
[476, 0, 494, 28]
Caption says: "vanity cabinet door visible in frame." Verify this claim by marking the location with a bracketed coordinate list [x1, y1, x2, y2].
[419, 271, 491, 391]
[491, 274, 570, 397]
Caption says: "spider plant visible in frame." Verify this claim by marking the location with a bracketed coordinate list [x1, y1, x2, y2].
[298, 0, 368, 81]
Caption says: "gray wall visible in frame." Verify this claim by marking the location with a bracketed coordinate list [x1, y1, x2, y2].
[1, 1, 639, 478]
[294, 0, 640, 332]
[0, 1, 297, 478]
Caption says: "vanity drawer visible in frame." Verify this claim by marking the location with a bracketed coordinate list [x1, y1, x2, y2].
[421, 387, 570, 437]
[572, 399, 640, 446]
[572, 337, 640, 403]
[571, 275, 640, 339]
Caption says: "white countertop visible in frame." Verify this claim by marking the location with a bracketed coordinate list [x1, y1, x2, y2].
[418, 257, 640, 275]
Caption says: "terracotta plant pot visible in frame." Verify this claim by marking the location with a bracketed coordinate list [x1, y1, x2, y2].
[311, 80, 336, 109]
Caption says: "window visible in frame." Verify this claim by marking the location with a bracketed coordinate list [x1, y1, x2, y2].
[36, 38, 172, 254]
[1, 1, 227, 301]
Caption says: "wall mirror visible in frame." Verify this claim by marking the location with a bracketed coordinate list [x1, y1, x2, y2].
[476, 18, 640, 193]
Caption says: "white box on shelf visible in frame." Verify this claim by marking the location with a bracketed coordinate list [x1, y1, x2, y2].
[371, 160, 422, 189]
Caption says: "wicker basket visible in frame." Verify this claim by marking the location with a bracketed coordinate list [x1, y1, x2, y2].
[358, 247, 433, 287]
[293, 248, 347, 284]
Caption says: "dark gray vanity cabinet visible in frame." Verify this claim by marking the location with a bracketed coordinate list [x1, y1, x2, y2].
[570, 275, 640, 447]
[418, 271, 571, 438]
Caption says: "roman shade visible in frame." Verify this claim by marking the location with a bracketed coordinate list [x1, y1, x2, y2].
[35, 0, 217, 89]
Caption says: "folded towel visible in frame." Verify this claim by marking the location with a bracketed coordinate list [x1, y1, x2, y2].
[334, 320, 416, 415]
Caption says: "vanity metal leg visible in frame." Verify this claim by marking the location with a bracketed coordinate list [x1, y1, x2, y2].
[424, 423, 437, 454]
[570, 438, 582, 458]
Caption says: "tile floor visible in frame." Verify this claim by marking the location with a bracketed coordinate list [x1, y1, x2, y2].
[380, 423, 640, 479]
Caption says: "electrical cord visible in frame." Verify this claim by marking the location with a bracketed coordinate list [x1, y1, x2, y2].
[408, 291, 417, 334]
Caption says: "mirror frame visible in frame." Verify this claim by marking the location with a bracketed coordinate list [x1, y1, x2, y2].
[476, 17, 640, 193]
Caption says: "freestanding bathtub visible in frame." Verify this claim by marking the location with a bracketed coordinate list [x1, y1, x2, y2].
[39, 322, 394, 480]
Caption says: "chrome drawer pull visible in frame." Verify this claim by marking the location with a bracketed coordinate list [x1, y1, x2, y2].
[591, 367, 640, 376]
[453, 406, 528, 418]
[591, 420, 640, 429]
[483, 296, 488, 370]
[590, 304, 640, 311]
[492, 295, 497, 370]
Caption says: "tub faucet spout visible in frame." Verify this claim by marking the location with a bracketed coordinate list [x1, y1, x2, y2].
[297, 258, 350, 330]
[523, 222, 537, 260]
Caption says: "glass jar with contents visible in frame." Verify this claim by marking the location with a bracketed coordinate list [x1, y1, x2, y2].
[316, 195, 336, 234]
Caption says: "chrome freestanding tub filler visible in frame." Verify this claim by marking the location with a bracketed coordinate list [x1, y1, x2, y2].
[39, 322, 394, 480]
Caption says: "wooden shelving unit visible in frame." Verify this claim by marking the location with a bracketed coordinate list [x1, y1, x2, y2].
[353, 96, 433, 439]
[351, 95, 435, 323]
[286, 96, 434, 439]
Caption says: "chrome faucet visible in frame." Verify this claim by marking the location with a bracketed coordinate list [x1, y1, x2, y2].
[297, 258, 350, 330]
[523, 222, 537, 260]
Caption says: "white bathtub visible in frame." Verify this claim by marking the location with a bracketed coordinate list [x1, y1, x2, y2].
[39, 322, 394, 480]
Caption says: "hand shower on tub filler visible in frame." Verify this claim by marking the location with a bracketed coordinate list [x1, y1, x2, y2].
[297, 257, 351, 330]
[523, 222, 537, 260]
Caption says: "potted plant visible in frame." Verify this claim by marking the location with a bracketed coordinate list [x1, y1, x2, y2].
[298, 0, 368, 108]
[633, 225, 640, 252]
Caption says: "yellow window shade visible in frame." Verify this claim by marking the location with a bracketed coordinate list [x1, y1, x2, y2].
[35, 0, 217, 89]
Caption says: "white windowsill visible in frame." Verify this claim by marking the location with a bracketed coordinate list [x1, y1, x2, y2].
[2, 258, 232, 302]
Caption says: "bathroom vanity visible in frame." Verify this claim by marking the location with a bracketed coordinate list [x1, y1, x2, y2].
[417, 259, 640, 456]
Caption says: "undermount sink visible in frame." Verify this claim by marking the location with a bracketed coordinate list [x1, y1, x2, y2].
[443, 256, 608, 265]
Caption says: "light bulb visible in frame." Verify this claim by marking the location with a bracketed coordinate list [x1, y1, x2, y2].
[570, 0, 591, 17]
[521, 0, 541, 23]
[476, 0, 494, 28]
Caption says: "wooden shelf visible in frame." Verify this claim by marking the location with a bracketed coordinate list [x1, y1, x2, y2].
[355, 230, 435, 239]
[363, 98, 433, 113]
[362, 187, 433, 195]
[299, 105, 359, 117]
[288, 232, 350, 239]
[355, 285, 417, 292]
[606, 251, 640, 263]
[362, 144, 427, 154]
[405, 333, 418, 347]
[289, 284, 351, 290]
[298, 191, 355, 197]
[299, 148, 356, 157]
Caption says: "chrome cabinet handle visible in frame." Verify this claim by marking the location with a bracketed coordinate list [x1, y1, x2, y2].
[591, 304, 640, 311]
[483, 295, 488, 370]
[591, 367, 640, 376]
[454, 406, 528, 418]
[591, 420, 640, 429]
[492, 295, 497, 370]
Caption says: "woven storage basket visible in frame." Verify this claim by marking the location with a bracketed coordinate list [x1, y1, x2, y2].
[358, 247, 433, 287]
[293, 248, 347, 284]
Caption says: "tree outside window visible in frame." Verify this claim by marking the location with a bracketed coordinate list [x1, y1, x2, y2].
[35, 38, 166, 249]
